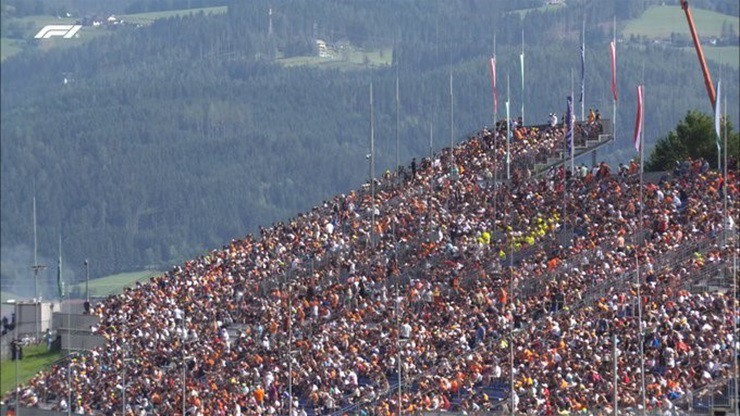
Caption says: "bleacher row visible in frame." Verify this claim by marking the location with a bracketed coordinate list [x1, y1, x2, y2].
[4, 117, 737, 415]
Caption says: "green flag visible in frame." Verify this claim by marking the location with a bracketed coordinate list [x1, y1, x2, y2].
[714, 80, 721, 154]
[57, 238, 64, 298]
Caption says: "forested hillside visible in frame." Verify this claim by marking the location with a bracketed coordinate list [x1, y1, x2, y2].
[1, 0, 738, 297]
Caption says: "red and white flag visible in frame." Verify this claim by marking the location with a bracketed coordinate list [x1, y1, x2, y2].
[633, 85, 643, 152]
[714, 80, 721, 152]
[610, 41, 618, 101]
[489, 56, 498, 116]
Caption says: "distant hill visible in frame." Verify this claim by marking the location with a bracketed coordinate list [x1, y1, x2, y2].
[1, 0, 738, 298]
[624, 5, 738, 39]
[0, 6, 228, 61]
[623, 5, 739, 69]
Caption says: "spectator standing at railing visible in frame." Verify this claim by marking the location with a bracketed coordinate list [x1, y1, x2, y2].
[44, 328, 52, 351]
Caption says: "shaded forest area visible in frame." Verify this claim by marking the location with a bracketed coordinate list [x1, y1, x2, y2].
[1, 0, 738, 296]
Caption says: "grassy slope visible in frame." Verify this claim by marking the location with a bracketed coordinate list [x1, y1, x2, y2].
[119, 6, 227, 25]
[695, 45, 740, 70]
[0, 344, 61, 396]
[0, 290, 23, 304]
[1, 270, 160, 302]
[70, 270, 161, 297]
[277, 47, 393, 70]
[0, 6, 228, 61]
[623, 5, 738, 39]
[510, 3, 566, 17]
[624, 5, 739, 70]
[0, 38, 24, 61]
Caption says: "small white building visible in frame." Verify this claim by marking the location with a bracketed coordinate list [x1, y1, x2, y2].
[315, 39, 332, 58]
[4, 300, 59, 339]
[1, 299, 60, 360]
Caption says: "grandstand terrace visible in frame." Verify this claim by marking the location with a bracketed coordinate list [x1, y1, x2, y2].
[3, 116, 737, 415]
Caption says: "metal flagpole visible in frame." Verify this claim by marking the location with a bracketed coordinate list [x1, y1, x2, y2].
[724, 88, 737, 416]
[493, 34, 497, 127]
[716, 79, 721, 170]
[718, 60, 723, 171]
[67, 300, 71, 416]
[492, 36, 498, 232]
[370, 82, 375, 248]
[733, 245, 738, 416]
[428, 124, 433, 234]
[506, 75, 511, 180]
[450, 72, 454, 168]
[570, 69, 575, 173]
[506, 72, 515, 414]
[520, 29, 525, 124]
[637, 84, 647, 416]
[612, 15, 617, 149]
[396, 270, 402, 416]
[123, 328, 127, 416]
[613, 333, 618, 415]
[581, 15, 586, 122]
[14, 305, 20, 416]
[84, 259, 89, 305]
[724, 91, 728, 243]
[509, 266, 515, 416]
[562, 96, 568, 238]
[34, 195, 38, 303]
[61, 235, 71, 416]
[182, 319, 186, 416]
[32, 196, 47, 343]
[288, 281, 293, 416]
[396, 74, 400, 178]
[430, 123, 433, 172]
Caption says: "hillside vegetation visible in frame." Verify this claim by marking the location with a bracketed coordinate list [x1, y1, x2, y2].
[623, 4, 739, 68]
[624, 5, 738, 39]
[1, 0, 738, 297]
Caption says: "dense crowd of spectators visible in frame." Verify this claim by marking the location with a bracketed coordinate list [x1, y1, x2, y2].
[4, 115, 737, 415]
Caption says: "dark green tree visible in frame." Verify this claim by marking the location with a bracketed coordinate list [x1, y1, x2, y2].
[646, 110, 739, 171]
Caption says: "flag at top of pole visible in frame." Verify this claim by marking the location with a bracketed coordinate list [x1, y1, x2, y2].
[579, 44, 585, 103]
[714, 80, 721, 152]
[633, 85, 644, 152]
[520, 51, 525, 121]
[565, 96, 574, 156]
[610, 41, 618, 101]
[489, 56, 498, 117]
[520, 29, 525, 123]
[57, 238, 64, 298]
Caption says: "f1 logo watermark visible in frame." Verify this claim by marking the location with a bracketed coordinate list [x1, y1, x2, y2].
[34, 25, 82, 39]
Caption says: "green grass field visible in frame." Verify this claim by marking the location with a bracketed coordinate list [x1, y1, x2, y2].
[0, 270, 158, 305]
[510, 3, 566, 17]
[70, 270, 160, 297]
[0, 6, 228, 61]
[1, 38, 25, 61]
[623, 5, 738, 39]
[624, 6, 739, 69]
[697, 45, 740, 70]
[0, 290, 24, 304]
[119, 6, 227, 25]
[278, 47, 393, 70]
[0, 343, 61, 395]
[8, 15, 77, 30]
